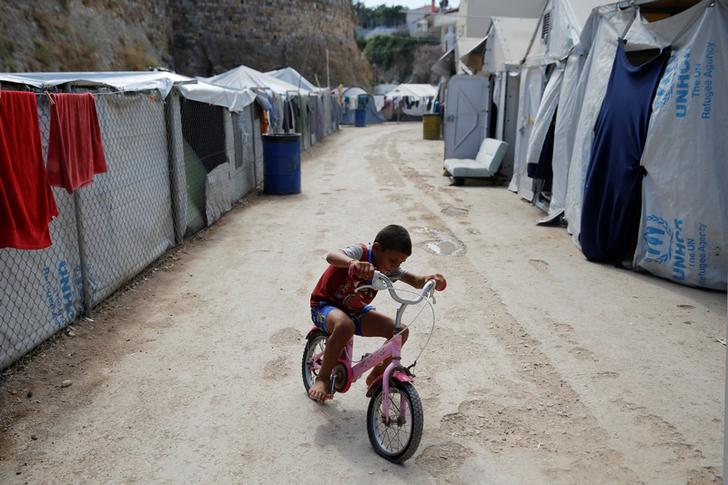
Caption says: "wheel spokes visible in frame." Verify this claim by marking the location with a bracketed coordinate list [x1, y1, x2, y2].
[375, 389, 411, 454]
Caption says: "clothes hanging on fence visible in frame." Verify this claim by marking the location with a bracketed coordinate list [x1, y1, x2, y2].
[46, 93, 107, 193]
[580, 41, 671, 263]
[0, 91, 58, 249]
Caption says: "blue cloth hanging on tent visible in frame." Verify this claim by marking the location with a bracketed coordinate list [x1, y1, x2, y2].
[580, 41, 671, 263]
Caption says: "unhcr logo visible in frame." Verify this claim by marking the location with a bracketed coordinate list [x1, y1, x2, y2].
[643, 215, 673, 265]
[643, 215, 687, 281]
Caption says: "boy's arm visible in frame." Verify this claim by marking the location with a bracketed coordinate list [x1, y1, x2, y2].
[400, 271, 447, 291]
[326, 250, 374, 279]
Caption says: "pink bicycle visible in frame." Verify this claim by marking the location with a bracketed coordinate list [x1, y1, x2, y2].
[302, 271, 437, 462]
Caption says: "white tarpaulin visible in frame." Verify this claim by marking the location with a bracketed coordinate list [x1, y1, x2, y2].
[178, 80, 256, 112]
[548, 51, 584, 221]
[384, 84, 438, 99]
[207, 65, 302, 96]
[509, 65, 543, 201]
[524, 68, 562, 184]
[483, 17, 540, 74]
[0, 71, 256, 112]
[542, 0, 605, 63]
[563, 1, 710, 243]
[634, 1, 728, 290]
[0, 71, 191, 97]
[265, 67, 321, 92]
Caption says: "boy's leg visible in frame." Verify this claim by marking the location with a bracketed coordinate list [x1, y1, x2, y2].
[358, 311, 409, 389]
[308, 308, 356, 403]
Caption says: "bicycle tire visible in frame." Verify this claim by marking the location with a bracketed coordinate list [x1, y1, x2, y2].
[301, 329, 328, 393]
[366, 380, 423, 463]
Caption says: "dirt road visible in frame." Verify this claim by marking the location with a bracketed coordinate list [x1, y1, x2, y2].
[0, 123, 725, 484]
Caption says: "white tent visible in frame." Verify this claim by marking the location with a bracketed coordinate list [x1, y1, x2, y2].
[384, 84, 438, 99]
[633, 0, 728, 289]
[265, 67, 323, 93]
[483, 17, 540, 74]
[508, 21, 545, 200]
[340, 86, 385, 124]
[0, 71, 256, 112]
[483, 17, 540, 177]
[206, 65, 302, 96]
[511, 0, 606, 211]
[384, 84, 438, 117]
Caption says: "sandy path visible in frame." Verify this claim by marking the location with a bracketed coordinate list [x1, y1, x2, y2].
[0, 123, 724, 484]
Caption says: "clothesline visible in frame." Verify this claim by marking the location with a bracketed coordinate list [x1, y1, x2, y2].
[0, 82, 164, 100]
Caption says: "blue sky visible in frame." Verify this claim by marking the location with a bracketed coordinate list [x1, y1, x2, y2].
[358, 0, 459, 9]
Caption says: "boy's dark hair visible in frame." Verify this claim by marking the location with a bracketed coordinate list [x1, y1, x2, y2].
[375, 225, 412, 255]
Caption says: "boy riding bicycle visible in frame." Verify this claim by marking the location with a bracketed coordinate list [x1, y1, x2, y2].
[308, 224, 446, 403]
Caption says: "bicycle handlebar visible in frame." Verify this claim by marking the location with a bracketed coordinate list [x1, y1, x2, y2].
[355, 271, 436, 306]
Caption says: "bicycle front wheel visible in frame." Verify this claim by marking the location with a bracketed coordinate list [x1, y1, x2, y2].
[366, 380, 423, 463]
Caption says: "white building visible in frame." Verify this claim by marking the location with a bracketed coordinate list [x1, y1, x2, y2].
[406, 5, 434, 36]
[456, 0, 544, 38]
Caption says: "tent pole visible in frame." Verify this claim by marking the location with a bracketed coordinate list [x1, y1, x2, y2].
[326, 49, 330, 89]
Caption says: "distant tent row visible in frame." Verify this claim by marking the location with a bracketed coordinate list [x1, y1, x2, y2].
[338, 83, 439, 124]
[435, 0, 728, 290]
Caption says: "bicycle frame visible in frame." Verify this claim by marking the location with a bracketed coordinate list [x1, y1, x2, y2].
[309, 328, 411, 419]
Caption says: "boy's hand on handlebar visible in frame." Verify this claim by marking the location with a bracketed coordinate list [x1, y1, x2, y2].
[349, 260, 374, 280]
[427, 274, 447, 291]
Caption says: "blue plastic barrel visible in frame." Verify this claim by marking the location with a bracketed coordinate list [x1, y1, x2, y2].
[354, 109, 367, 127]
[263, 133, 301, 194]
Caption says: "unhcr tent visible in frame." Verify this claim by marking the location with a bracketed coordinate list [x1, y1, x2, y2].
[266, 67, 322, 93]
[631, 0, 728, 289]
[340, 87, 385, 125]
[554, 0, 726, 289]
[509, 25, 545, 201]
[207, 65, 302, 96]
[483, 17, 540, 177]
[511, 0, 606, 211]
[384, 84, 438, 117]
[207, 64, 304, 134]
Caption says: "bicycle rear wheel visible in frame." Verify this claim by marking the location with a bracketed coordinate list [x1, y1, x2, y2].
[366, 380, 423, 463]
[301, 329, 328, 393]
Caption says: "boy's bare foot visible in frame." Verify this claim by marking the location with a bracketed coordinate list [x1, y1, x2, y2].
[308, 379, 332, 403]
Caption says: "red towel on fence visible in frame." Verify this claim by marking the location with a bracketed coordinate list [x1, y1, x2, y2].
[46, 93, 107, 193]
[0, 91, 59, 249]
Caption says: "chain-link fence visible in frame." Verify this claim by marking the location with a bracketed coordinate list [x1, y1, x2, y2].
[1, 86, 341, 370]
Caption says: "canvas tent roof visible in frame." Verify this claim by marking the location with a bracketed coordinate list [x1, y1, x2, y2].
[458, 36, 487, 62]
[206, 65, 302, 96]
[484, 17, 540, 72]
[384, 84, 438, 99]
[0, 71, 192, 97]
[432, 47, 456, 77]
[524, 0, 605, 64]
[265, 67, 323, 93]
[342, 86, 368, 98]
[0, 71, 256, 111]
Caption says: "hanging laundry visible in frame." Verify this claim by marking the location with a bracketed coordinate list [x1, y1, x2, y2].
[0, 91, 59, 249]
[46, 92, 107, 193]
[580, 41, 671, 263]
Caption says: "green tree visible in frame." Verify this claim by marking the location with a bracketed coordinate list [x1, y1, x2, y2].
[352, 2, 406, 29]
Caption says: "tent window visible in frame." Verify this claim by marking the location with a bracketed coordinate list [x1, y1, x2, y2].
[542, 11, 552, 43]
